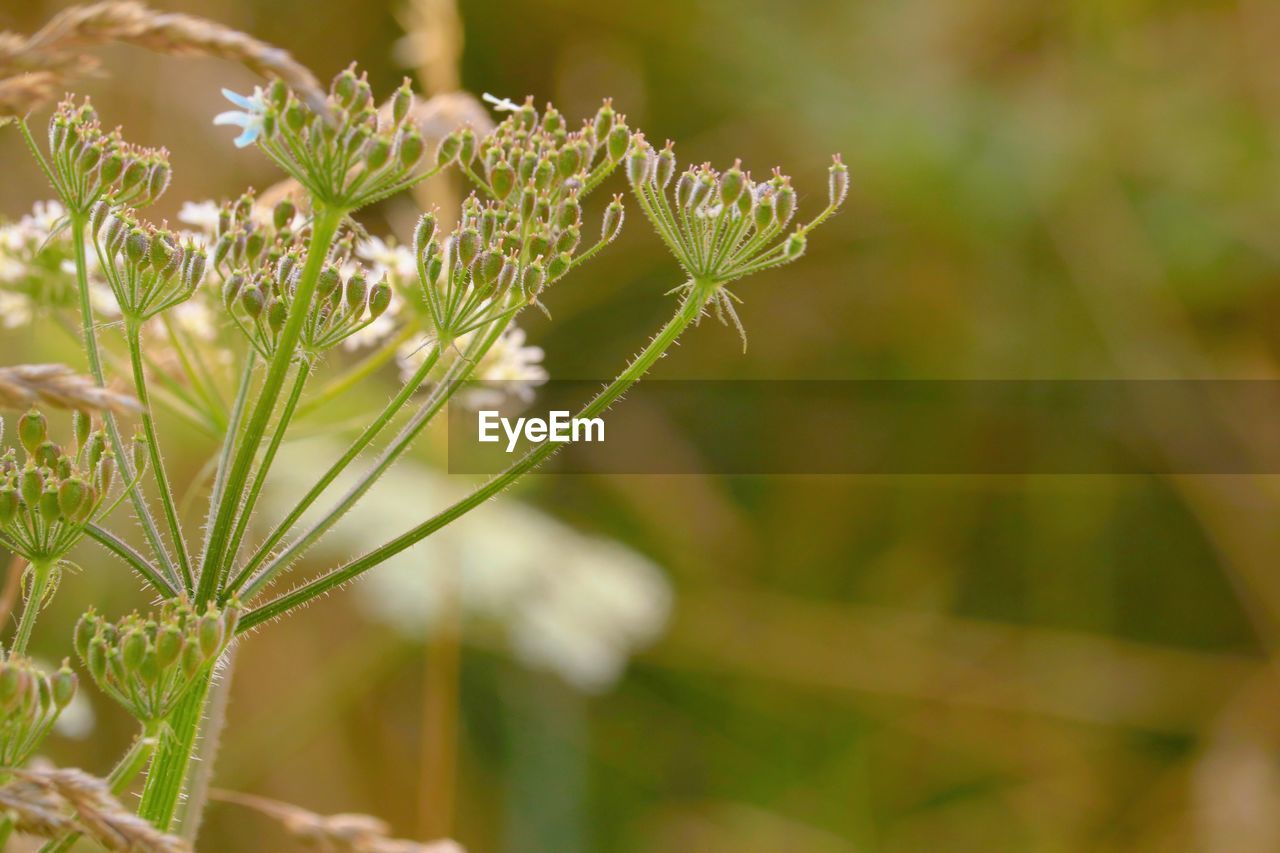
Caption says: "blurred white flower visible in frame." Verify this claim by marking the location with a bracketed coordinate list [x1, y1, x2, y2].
[397, 325, 548, 408]
[178, 200, 222, 236]
[265, 442, 672, 692]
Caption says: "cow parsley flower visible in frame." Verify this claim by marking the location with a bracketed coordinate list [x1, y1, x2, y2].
[213, 87, 269, 148]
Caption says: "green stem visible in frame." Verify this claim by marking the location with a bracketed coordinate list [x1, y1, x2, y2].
[221, 363, 310, 591]
[126, 322, 195, 594]
[223, 344, 441, 599]
[295, 326, 414, 418]
[40, 722, 161, 853]
[83, 523, 172, 594]
[236, 346, 461, 601]
[240, 279, 714, 630]
[70, 214, 177, 591]
[10, 558, 52, 655]
[137, 668, 213, 830]
[197, 206, 344, 604]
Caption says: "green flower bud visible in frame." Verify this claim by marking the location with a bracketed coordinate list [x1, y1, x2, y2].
[345, 273, 368, 310]
[829, 154, 849, 207]
[0, 487, 17, 526]
[607, 125, 631, 162]
[181, 640, 205, 678]
[39, 487, 61, 523]
[58, 478, 86, 518]
[0, 665, 22, 709]
[273, 199, 296, 231]
[198, 612, 224, 658]
[241, 286, 265, 319]
[35, 440, 60, 470]
[436, 132, 462, 167]
[366, 137, 391, 171]
[593, 99, 615, 141]
[18, 409, 46, 456]
[20, 468, 43, 507]
[547, 251, 572, 281]
[96, 451, 115, 494]
[73, 410, 91, 450]
[267, 298, 288, 334]
[398, 130, 425, 170]
[51, 664, 76, 708]
[602, 196, 624, 241]
[457, 228, 481, 268]
[74, 614, 96, 661]
[414, 212, 437, 253]
[783, 231, 806, 260]
[459, 126, 477, 165]
[392, 80, 414, 125]
[775, 184, 796, 225]
[369, 280, 392, 317]
[122, 629, 147, 671]
[490, 160, 516, 200]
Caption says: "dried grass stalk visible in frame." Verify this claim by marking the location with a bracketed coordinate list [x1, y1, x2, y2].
[0, 0, 324, 116]
[211, 788, 465, 853]
[0, 363, 140, 413]
[0, 766, 189, 851]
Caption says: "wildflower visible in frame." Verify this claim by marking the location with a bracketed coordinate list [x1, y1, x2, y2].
[0, 653, 77, 766]
[74, 600, 240, 723]
[212, 87, 269, 148]
[38, 98, 171, 213]
[214, 68, 441, 211]
[397, 324, 547, 408]
[91, 206, 208, 322]
[176, 200, 223, 236]
[626, 142, 848, 347]
[0, 408, 118, 565]
[265, 444, 671, 692]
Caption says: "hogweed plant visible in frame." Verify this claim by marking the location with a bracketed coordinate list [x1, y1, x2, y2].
[0, 16, 844, 850]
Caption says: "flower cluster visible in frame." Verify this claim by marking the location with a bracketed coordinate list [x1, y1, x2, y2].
[74, 600, 239, 723]
[41, 98, 171, 214]
[461, 95, 633, 206]
[222, 246, 392, 358]
[625, 141, 848, 345]
[0, 201, 89, 326]
[90, 204, 208, 323]
[0, 409, 116, 564]
[216, 66, 441, 210]
[0, 652, 77, 767]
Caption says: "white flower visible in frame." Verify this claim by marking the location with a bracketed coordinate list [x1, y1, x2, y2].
[213, 87, 269, 148]
[397, 324, 548, 407]
[178, 200, 222, 236]
[0, 290, 33, 328]
[264, 443, 673, 693]
[356, 236, 417, 282]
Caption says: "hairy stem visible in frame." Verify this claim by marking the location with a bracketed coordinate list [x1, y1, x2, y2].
[126, 322, 195, 593]
[70, 215, 177, 591]
[240, 279, 715, 629]
[197, 205, 343, 604]
[137, 667, 213, 830]
[10, 558, 53, 655]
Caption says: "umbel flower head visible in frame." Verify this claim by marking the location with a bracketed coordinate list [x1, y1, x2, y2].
[625, 140, 848, 346]
[456, 95, 633, 208]
[206, 191, 306, 279]
[0, 409, 119, 565]
[0, 651, 76, 767]
[221, 240, 392, 357]
[40, 97, 171, 214]
[90, 203, 208, 322]
[215, 65, 441, 211]
[74, 600, 239, 723]
[410, 181, 624, 341]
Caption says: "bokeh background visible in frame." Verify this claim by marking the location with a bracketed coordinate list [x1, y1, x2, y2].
[5, 0, 1280, 850]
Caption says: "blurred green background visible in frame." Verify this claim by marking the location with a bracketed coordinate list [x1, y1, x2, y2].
[5, 0, 1280, 851]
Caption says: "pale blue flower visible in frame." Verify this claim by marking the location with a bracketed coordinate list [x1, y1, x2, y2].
[213, 87, 268, 148]
[482, 92, 521, 112]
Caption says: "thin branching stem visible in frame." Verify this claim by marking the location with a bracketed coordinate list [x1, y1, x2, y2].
[239, 279, 715, 629]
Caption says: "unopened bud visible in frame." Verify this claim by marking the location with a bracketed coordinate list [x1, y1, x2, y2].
[490, 160, 516, 200]
[18, 410, 46, 455]
[437, 132, 462, 167]
[392, 81, 413, 125]
[398, 130, 425, 169]
[369, 280, 392, 317]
